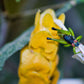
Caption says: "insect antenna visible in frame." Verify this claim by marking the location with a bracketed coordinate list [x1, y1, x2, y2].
[52, 27, 57, 30]
[47, 37, 68, 44]
[52, 27, 70, 35]
[47, 37, 52, 40]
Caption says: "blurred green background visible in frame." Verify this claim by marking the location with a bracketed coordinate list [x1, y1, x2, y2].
[0, 0, 84, 84]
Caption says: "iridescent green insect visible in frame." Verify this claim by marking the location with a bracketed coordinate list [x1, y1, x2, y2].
[47, 27, 82, 54]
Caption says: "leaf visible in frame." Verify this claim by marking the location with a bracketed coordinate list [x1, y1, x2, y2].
[0, 26, 34, 70]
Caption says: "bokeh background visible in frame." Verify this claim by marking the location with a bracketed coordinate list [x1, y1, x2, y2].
[0, 0, 84, 84]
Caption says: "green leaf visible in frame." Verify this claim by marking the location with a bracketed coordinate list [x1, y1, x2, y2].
[0, 26, 34, 70]
[68, 27, 75, 37]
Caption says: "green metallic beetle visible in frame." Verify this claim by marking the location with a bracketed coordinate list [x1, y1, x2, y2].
[47, 27, 82, 54]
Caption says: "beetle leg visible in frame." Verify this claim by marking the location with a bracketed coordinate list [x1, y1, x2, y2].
[47, 37, 68, 44]
[73, 47, 77, 54]
[68, 27, 75, 37]
[76, 35, 82, 42]
[64, 44, 71, 47]
[52, 27, 70, 35]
